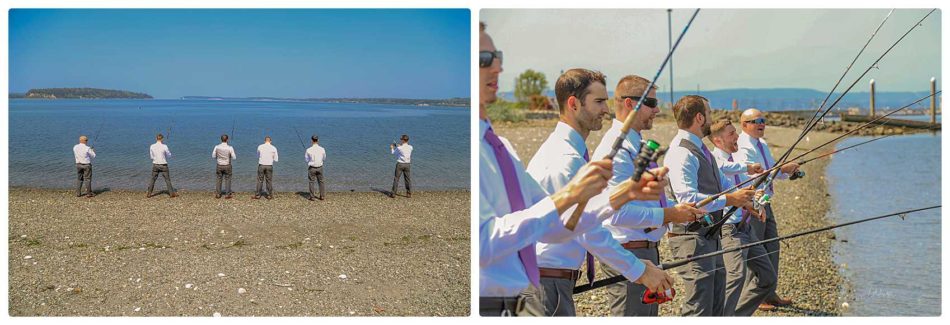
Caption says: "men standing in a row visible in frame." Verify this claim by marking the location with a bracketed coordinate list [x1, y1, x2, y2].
[525, 69, 697, 316]
[390, 134, 413, 198]
[594, 75, 703, 316]
[74, 135, 96, 198]
[255, 136, 278, 199]
[735, 108, 800, 310]
[707, 118, 775, 316]
[478, 22, 666, 316]
[664, 95, 756, 316]
[306, 135, 327, 201]
[212, 134, 236, 199]
[147, 133, 178, 198]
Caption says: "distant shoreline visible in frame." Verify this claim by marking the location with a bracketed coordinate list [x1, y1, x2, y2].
[9, 96, 471, 107]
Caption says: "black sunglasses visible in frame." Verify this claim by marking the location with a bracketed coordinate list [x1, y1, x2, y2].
[743, 117, 767, 125]
[620, 96, 658, 108]
[479, 50, 503, 68]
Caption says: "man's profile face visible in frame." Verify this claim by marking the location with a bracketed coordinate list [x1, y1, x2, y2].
[576, 82, 610, 133]
[479, 31, 502, 106]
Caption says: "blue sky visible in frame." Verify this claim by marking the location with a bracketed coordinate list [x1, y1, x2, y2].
[482, 9, 941, 93]
[9, 9, 471, 99]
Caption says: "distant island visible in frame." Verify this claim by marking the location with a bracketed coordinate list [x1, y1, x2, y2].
[180, 96, 470, 107]
[11, 88, 153, 99]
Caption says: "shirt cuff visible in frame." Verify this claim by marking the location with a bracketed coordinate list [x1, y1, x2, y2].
[648, 207, 664, 228]
[620, 258, 647, 283]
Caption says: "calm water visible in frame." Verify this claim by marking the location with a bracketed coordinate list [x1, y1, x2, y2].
[826, 132, 941, 316]
[8, 99, 470, 192]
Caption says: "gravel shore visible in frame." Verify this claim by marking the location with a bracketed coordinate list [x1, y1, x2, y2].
[8, 189, 470, 316]
[492, 118, 844, 316]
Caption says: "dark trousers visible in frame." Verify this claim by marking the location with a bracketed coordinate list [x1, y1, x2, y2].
[392, 162, 411, 194]
[479, 294, 543, 317]
[216, 164, 232, 194]
[602, 246, 660, 316]
[750, 205, 781, 301]
[523, 276, 577, 316]
[308, 166, 325, 199]
[669, 234, 726, 316]
[722, 222, 777, 316]
[147, 164, 174, 194]
[76, 163, 92, 196]
[256, 164, 274, 196]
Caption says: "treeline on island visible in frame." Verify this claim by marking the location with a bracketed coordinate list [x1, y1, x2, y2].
[11, 88, 153, 99]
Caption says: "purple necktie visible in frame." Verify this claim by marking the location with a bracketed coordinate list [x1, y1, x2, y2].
[484, 127, 540, 288]
[755, 139, 775, 193]
[728, 155, 750, 224]
[644, 161, 667, 233]
[581, 150, 596, 284]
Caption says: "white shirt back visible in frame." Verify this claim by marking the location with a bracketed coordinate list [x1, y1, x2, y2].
[73, 143, 96, 164]
[212, 142, 236, 165]
[392, 143, 413, 163]
[257, 143, 278, 165]
[149, 142, 171, 164]
[306, 144, 327, 167]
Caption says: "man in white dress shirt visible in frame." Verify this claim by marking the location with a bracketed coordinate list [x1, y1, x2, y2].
[524, 70, 701, 316]
[478, 23, 668, 316]
[147, 133, 178, 198]
[212, 134, 236, 199]
[390, 134, 413, 198]
[735, 108, 800, 309]
[305, 135, 327, 201]
[664, 95, 755, 316]
[594, 75, 705, 316]
[255, 136, 278, 200]
[73, 135, 96, 198]
[707, 118, 775, 316]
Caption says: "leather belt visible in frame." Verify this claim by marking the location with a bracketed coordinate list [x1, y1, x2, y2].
[538, 267, 580, 281]
[667, 232, 697, 238]
[622, 240, 658, 249]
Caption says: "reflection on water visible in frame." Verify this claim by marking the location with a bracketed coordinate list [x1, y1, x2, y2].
[826, 132, 941, 316]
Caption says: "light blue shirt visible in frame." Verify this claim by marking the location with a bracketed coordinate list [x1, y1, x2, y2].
[149, 142, 171, 164]
[736, 132, 789, 196]
[527, 121, 645, 283]
[664, 129, 733, 218]
[592, 119, 668, 242]
[479, 120, 617, 297]
[711, 147, 746, 224]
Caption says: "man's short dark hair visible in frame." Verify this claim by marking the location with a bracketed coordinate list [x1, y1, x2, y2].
[221, 134, 229, 142]
[673, 95, 709, 129]
[156, 133, 164, 140]
[311, 135, 319, 143]
[555, 68, 607, 114]
[401, 134, 409, 142]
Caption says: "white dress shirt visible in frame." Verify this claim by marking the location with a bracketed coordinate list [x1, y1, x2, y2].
[711, 147, 746, 224]
[664, 129, 733, 218]
[736, 132, 788, 196]
[479, 119, 617, 297]
[212, 142, 236, 165]
[592, 119, 668, 242]
[392, 143, 413, 163]
[73, 143, 96, 164]
[306, 144, 327, 167]
[149, 142, 171, 164]
[257, 143, 278, 165]
[526, 121, 646, 284]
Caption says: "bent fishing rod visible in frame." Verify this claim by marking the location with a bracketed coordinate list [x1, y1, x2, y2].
[565, 8, 701, 231]
[292, 126, 307, 150]
[574, 205, 941, 295]
[696, 91, 938, 235]
[91, 122, 105, 145]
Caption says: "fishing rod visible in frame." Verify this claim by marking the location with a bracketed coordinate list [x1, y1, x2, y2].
[697, 10, 936, 236]
[230, 118, 236, 143]
[91, 122, 105, 144]
[292, 126, 307, 149]
[573, 205, 941, 295]
[695, 91, 939, 234]
[789, 134, 893, 180]
[564, 8, 701, 231]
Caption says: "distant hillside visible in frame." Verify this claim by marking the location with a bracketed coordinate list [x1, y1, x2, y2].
[500, 88, 937, 111]
[19, 88, 152, 99]
[180, 96, 470, 107]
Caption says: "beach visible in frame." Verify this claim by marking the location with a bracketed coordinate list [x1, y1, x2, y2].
[8, 188, 470, 316]
[491, 117, 844, 316]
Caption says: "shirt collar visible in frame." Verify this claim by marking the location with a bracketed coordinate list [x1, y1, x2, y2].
[554, 121, 588, 157]
[480, 119, 491, 139]
[711, 146, 732, 160]
[677, 129, 705, 149]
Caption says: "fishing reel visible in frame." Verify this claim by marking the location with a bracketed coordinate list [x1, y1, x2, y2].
[790, 170, 806, 180]
[686, 214, 717, 232]
[632, 139, 667, 182]
[642, 288, 676, 304]
[752, 193, 771, 211]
